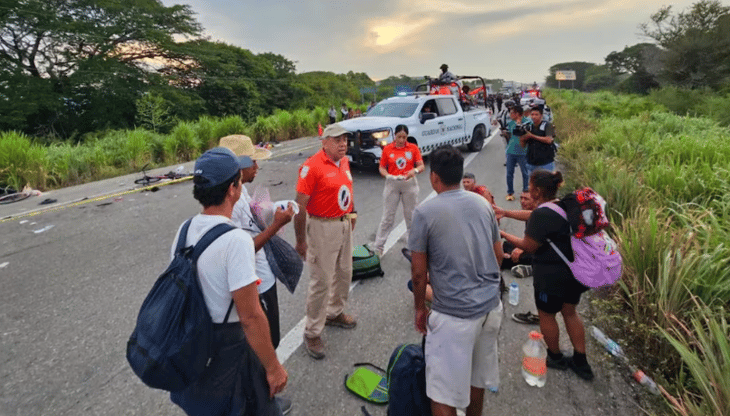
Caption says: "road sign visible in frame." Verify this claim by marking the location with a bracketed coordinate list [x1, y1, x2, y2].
[555, 70, 576, 81]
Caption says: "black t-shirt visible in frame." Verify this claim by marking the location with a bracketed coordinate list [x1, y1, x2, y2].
[526, 121, 555, 166]
[525, 206, 586, 296]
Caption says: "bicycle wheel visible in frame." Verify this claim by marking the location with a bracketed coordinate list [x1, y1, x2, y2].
[0, 191, 31, 205]
[134, 176, 162, 185]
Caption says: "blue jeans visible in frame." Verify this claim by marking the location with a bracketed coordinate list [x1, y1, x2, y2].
[506, 153, 529, 195]
[526, 161, 555, 177]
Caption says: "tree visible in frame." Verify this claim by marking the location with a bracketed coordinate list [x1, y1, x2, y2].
[0, 0, 201, 136]
[639, 0, 730, 47]
[584, 65, 620, 92]
[163, 40, 277, 121]
[605, 43, 663, 74]
[0, 0, 200, 80]
[640, 0, 730, 88]
[136, 93, 174, 133]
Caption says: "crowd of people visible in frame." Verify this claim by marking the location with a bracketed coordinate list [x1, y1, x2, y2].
[163, 73, 591, 415]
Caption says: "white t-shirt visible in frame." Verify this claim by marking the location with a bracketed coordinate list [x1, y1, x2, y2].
[231, 185, 276, 293]
[170, 214, 258, 323]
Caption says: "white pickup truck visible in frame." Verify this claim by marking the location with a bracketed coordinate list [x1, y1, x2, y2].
[338, 80, 492, 168]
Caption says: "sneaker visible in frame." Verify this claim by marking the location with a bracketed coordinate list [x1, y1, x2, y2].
[303, 335, 325, 359]
[275, 396, 293, 415]
[511, 264, 533, 278]
[511, 311, 540, 325]
[568, 357, 595, 381]
[505, 194, 515, 201]
[546, 354, 570, 370]
[325, 313, 357, 329]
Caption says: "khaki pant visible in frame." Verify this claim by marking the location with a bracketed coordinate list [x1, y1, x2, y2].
[304, 216, 353, 338]
[374, 176, 419, 252]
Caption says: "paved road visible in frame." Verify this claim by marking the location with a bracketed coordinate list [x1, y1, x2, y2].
[0, 133, 646, 416]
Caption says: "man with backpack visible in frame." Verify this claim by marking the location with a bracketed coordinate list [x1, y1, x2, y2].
[409, 145, 503, 416]
[169, 147, 288, 415]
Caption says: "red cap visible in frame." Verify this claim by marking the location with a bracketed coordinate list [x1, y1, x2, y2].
[529, 331, 543, 341]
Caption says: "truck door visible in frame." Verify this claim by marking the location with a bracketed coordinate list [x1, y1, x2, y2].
[436, 97, 464, 147]
[418, 98, 440, 154]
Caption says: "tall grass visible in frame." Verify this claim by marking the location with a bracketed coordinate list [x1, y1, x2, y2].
[660, 299, 730, 416]
[0, 104, 371, 190]
[0, 131, 48, 190]
[546, 88, 730, 415]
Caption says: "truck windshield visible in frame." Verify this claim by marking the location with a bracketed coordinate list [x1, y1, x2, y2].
[367, 102, 418, 118]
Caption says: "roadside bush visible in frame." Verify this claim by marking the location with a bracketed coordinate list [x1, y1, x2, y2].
[165, 122, 200, 162]
[194, 116, 219, 151]
[211, 116, 248, 141]
[545, 88, 730, 416]
[0, 131, 48, 190]
[648, 86, 704, 116]
[660, 300, 730, 416]
[251, 116, 277, 143]
[291, 109, 314, 137]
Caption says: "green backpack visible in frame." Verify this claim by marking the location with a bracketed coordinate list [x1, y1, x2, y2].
[344, 363, 388, 405]
[352, 245, 385, 280]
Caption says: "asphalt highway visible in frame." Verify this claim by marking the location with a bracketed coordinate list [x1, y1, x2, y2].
[1, 131, 647, 416]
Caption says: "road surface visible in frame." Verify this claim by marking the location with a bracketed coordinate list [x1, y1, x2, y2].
[0, 131, 650, 416]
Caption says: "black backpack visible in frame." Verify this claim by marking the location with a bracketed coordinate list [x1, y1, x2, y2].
[126, 219, 235, 392]
[386, 343, 432, 416]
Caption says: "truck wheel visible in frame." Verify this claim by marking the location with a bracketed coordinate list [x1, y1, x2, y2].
[468, 126, 485, 152]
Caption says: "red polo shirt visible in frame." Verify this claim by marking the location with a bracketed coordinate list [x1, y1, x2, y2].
[380, 142, 422, 176]
[296, 149, 354, 218]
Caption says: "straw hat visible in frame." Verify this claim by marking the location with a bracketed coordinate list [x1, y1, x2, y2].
[219, 135, 272, 160]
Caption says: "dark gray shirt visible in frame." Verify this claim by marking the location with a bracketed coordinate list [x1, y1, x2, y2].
[409, 189, 501, 319]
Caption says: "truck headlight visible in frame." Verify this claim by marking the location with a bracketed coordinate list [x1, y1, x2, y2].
[371, 130, 390, 139]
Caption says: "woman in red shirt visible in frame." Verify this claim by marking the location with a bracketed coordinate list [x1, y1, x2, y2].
[373, 125, 425, 256]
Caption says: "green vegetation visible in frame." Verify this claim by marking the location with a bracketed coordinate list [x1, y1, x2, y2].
[0, 104, 360, 191]
[547, 1, 730, 96]
[547, 88, 730, 416]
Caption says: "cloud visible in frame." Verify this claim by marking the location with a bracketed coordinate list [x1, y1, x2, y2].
[363, 17, 436, 53]
[164, 0, 700, 82]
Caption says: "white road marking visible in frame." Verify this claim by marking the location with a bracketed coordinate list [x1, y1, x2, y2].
[276, 130, 498, 363]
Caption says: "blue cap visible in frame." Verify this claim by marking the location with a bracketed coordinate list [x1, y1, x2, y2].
[193, 147, 247, 189]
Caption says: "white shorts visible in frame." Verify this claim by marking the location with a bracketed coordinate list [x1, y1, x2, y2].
[425, 301, 503, 409]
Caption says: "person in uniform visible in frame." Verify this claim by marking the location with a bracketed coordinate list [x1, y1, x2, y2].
[294, 123, 357, 359]
[373, 124, 424, 256]
[438, 64, 456, 83]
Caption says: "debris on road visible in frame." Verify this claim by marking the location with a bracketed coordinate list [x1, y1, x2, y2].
[0, 262, 9, 268]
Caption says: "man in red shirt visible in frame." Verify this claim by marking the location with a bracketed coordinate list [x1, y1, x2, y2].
[462, 172, 495, 206]
[294, 123, 357, 359]
[373, 125, 425, 256]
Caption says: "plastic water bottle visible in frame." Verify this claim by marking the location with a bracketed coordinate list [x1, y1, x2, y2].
[630, 366, 661, 396]
[590, 326, 624, 358]
[508, 283, 519, 306]
[521, 331, 547, 387]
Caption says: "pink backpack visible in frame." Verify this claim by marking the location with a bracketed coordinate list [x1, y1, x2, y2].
[541, 202, 622, 288]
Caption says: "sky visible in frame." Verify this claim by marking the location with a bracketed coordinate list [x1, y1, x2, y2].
[163, 0, 698, 84]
